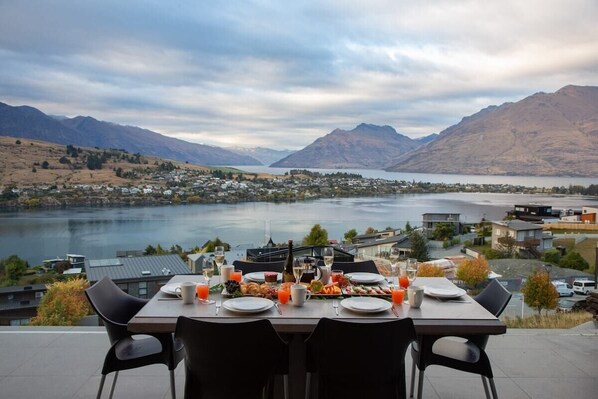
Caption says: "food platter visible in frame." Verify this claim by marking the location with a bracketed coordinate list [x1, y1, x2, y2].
[343, 285, 391, 296]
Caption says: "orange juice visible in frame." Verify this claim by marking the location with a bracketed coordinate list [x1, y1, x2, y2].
[230, 270, 242, 282]
[277, 287, 290, 304]
[392, 288, 405, 304]
[196, 284, 209, 300]
[399, 275, 410, 289]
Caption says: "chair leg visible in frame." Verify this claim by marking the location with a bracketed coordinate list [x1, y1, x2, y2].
[108, 371, 119, 399]
[409, 361, 416, 398]
[96, 374, 106, 399]
[169, 369, 176, 399]
[417, 368, 425, 399]
[305, 373, 311, 399]
[489, 377, 498, 399]
[482, 376, 491, 399]
[284, 374, 289, 399]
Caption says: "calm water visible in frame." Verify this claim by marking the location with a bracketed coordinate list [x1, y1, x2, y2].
[1, 192, 595, 265]
[235, 166, 598, 187]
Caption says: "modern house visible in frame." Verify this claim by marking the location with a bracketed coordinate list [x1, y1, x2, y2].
[422, 213, 462, 239]
[85, 254, 191, 299]
[491, 220, 553, 258]
[352, 228, 400, 244]
[0, 283, 46, 326]
[581, 206, 598, 224]
[355, 235, 411, 259]
[508, 204, 554, 222]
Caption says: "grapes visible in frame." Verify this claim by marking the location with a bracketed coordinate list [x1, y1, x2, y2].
[225, 280, 240, 294]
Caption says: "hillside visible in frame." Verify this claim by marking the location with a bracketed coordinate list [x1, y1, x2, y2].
[227, 146, 295, 165]
[271, 123, 420, 168]
[0, 102, 261, 166]
[387, 85, 598, 176]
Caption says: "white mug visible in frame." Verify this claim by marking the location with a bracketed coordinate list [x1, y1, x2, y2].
[175, 282, 196, 304]
[291, 284, 311, 307]
[319, 266, 331, 285]
[220, 265, 233, 283]
[408, 286, 424, 308]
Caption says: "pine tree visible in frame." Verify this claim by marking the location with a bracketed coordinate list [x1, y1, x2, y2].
[409, 231, 429, 261]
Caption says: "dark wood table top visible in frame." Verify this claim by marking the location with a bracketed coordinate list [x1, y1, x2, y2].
[128, 275, 506, 336]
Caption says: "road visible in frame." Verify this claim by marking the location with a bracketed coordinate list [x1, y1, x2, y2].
[502, 292, 587, 318]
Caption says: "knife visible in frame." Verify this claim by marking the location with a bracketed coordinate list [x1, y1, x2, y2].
[391, 305, 400, 318]
[274, 302, 282, 315]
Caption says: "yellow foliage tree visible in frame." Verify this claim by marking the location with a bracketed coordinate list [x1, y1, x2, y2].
[416, 263, 445, 277]
[521, 269, 559, 315]
[456, 257, 490, 288]
[29, 278, 92, 326]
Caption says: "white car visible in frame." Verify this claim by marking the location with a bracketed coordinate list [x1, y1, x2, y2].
[572, 280, 596, 295]
[552, 281, 574, 297]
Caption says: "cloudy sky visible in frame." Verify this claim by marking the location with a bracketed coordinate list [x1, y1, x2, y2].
[1, 1, 597, 149]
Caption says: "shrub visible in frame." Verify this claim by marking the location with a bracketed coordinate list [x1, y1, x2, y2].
[456, 257, 490, 288]
[416, 263, 445, 277]
[41, 160, 49, 169]
[521, 269, 559, 315]
[559, 251, 589, 271]
[542, 249, 561, 265]
[29, 278, 91, 326]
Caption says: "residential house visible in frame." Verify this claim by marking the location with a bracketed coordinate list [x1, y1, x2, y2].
[581, 206, 598, 224]
[491, 220, 553, 258]
[422, 213, 462, 239]
[508, 204, 554, 222]
[0, 284, 46, 326]
[355, 235, 411, 259]
[85, 254, 191, 298]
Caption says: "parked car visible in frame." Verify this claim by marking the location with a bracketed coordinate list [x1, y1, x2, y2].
[552, 281, 574, 297]
[572, 280, 596, 295]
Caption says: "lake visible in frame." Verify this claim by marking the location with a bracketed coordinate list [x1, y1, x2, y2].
[1, 192, 595, 265]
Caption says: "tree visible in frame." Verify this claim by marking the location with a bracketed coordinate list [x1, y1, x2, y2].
[86, 153, 103, 170]
[432, 222, 455, 241]
[559, 251, 589, 271]
[497, 235, 517, 258]
[202, 237, 231, 252]
[344, 228, 357, 243]
[416, 263, 445, 277]
[29, 278, 92, 326]
[155, 244, 167, 255]
[1, 254, 29, 283]
[303, 224, 329, 246]
[521, 269, 559, 315]
[41, 160, 49, 169]
[144, 245, 156, 255]
[409, 230, 429, 262]
[404, 221, 412, 234]
[456, 257, 490, 289]
[365, 226, 377, 235]
[542, 249, 561, 265]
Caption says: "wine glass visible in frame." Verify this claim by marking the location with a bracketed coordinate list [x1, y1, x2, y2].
[214, 246, 225, 275]
[292, 257, 304, 285]
[323, 246, 334, 268]
[389, 247, 400, 285]
[200, 259, 216, 304]
[406, 258, 418, 284]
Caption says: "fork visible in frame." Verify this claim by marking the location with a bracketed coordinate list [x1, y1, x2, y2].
[215, 300, 221, 316]
[332, 299, 339, 316]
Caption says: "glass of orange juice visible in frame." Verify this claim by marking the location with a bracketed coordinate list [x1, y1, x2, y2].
[196, 283, 212, 304]
[230, 270, 242, 282]
[277, 286, 290, 304]
[399, 275, 410, 289]
[391, 286, 405, 305]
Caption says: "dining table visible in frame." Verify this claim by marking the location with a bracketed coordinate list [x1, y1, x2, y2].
[128, 275, 506, 399]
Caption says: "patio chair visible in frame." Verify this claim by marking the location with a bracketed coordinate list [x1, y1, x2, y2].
[330, 260, 379, 274]
[175, 316, 289, 399]
[305, 318, 416, 399]
[409, 279, 512, 399]
[85, 277, 184, 399]
[232, 259, 285, 274]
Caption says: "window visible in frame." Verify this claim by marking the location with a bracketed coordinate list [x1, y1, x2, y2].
[117, 283, 129, 293]
[10, 318, 31, 326]
[35, 291, 44, 299]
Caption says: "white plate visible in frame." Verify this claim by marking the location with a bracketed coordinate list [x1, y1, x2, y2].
[244, 272, 283, 283]
[160, 283, 182, 296]
[223, 297, 274, 313]
[346, 272, 385, 284]
[424, 285, 466, 299]
[340, 297, 391, 313]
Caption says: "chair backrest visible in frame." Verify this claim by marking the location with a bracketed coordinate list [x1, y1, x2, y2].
[232, 260, 285, 274]
[330, 260, 379, 274]
[474, 279, 512, 317]
[85, 276, 148, 344]
[306, 318, 416, 399]
[175, 317, 288, 399]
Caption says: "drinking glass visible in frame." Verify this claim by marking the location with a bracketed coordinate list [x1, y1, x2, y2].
[391, 286, 405, 305]
[214, 246, 225, 274]
[202, 259, 215, 286]
[292, 258, 304, 285]
[331, 270, 344, 284]
[323, 246, 334, 268]
[406, 258, 418, 284]
[196, 283, 214, 304]
[230, 269, 242, 282]
[389, 247, 400, 285]
[277, 286, 290, 304]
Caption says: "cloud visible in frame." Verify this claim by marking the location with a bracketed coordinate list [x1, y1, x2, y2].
[1, 0, 598, 149]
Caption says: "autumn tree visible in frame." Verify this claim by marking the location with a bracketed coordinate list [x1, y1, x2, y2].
[521, 269, 559, 315]
[365, 226, 377, 235]
[29, 278, 92, 326]
[343, 228, 357, 243]
[416, 263, 445, 277]
[303, 224, 329, 246]
[456, 257, 490, 289]
[409, 230, 429, 262]
[432, 222, 455, 241]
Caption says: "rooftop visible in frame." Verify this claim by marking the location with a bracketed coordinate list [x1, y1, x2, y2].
[0, 325, 596, 398]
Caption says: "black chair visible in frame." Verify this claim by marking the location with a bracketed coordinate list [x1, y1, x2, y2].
[410, 279, 512, 399]
[175, 316, 289, 399]
[305, 318, 416, 399]
[85, 277, 184, 399]
[330, 260, 379, 274]
[232, 259, 285, 274]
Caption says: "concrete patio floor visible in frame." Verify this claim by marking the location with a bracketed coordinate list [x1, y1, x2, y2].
[0, 326, 596, 398]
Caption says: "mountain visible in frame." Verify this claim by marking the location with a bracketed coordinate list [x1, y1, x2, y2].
[0, 102, 261, 166]
[227, 146, 295, 165]
[271, 123, 420, 169]
[415, 133, 438, 145]
[386, 85, 598, 177]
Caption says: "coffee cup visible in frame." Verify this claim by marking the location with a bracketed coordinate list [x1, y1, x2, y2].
[291, 284, 311, 307]
[220, 265, 233, 283]
[319, 265, 331, 285]
[176, 282, 196, 304]
[408, 285, 424, 308]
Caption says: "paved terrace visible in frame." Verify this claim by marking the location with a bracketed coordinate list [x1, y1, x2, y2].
[0, 326, 596, 398]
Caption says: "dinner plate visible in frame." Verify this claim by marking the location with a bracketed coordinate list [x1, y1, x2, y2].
[160, 283, 182, 296]
[223, 297, 274, 313]
[346, 272, 385, 284]
[424, 285, 466, 299]
[244, 272, 283, 283]
[340, 297, 391, 313]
